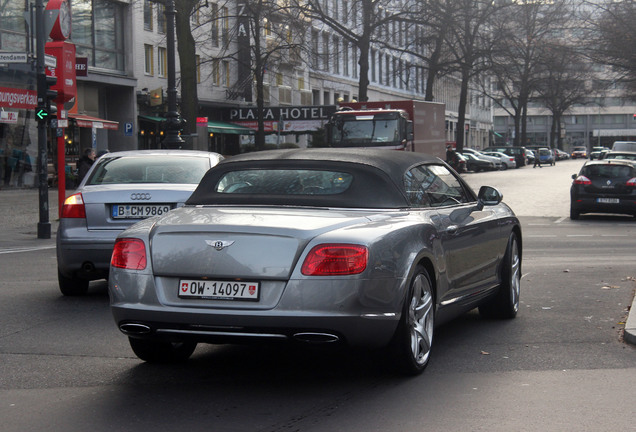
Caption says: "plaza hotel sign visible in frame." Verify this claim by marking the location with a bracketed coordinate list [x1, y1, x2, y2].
[226, 105, 337, 132]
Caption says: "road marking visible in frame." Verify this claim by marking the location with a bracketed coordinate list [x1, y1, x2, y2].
[0, 245, 55, 255]
[526, 235, 558, 238]
[555, 217, 567, 223]
[566, 234, 593, 237]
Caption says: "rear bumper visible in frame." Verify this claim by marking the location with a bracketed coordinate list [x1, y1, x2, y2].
[56, 223, 120, 279]
[571, 197, 636, 216]
[109, 271, 405, 348]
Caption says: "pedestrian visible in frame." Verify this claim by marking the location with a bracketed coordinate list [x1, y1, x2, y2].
[533, 152, 542, 168]
[77, 148, 96, 182]
[446, 145, 458, 171]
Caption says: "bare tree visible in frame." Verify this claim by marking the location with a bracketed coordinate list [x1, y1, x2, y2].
[534, 43, 590, 149]
[487, 0, 573, 147]
[395, 0, 461, 101]
[583, 0, 636, 96]
[299, 0, 412, 102]
[444, 0, 504, 152]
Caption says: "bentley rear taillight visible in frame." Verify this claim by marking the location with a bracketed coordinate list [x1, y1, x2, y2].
[301, 244, 368, 276]
[61, 193, 86, 218]
[111, 238, 147, 270]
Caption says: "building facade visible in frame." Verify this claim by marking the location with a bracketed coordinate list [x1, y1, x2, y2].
[1, 0, 489, 189]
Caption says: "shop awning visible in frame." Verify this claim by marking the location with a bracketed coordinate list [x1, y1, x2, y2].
[208, 120, 254, 135]
[493, 131, 503, 137]
[69, 114, 119, 130]
[139, 115, 165, 123]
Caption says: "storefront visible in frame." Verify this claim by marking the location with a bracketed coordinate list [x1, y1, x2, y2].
[0, 85, 39, 188]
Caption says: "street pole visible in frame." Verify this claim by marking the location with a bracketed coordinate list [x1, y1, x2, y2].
[162, 0, 184, 149]
[35, 0, 51, 239]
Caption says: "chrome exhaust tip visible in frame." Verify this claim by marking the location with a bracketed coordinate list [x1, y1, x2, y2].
[119, 323, 152, 335]
[293, 332, 340, 344]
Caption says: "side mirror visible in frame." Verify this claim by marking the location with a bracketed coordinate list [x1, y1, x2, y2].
[406, 120, 414, 141]
[475, 185, 503, 211]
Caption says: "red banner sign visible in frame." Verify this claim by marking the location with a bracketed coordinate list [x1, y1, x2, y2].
[0, 87, 37, 109]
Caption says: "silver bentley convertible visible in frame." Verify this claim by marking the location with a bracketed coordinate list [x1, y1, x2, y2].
[109, 148, 522, 375]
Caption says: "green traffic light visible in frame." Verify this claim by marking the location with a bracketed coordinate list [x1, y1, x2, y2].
[36, 109, 49, 120]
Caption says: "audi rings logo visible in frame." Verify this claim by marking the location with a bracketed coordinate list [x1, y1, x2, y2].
[131, 193, 152, 200]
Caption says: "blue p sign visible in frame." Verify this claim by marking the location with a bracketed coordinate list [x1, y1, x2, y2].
[124, 122, 133, 136]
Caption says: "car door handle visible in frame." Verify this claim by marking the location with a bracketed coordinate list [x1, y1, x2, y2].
[446, 225, 458, 235]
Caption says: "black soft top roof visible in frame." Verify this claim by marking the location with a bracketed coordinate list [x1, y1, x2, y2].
[186, 148, 444, 208]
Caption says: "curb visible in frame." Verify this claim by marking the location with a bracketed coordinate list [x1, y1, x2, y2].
[625, 293, 636, 346]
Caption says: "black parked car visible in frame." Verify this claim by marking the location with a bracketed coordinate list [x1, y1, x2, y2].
[570, 159, 636, 219]
[460, 152, 497, 172]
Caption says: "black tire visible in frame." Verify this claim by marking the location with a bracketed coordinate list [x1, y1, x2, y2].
[58, 269, 89, 296]
[479, 233, 521, 319]
[390, 266, 435, 375]
[570, 206, 580, 220]
[129, 337, 197, 363]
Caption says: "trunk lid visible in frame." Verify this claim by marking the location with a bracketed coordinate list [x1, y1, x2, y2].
[148, 206, 381, 279]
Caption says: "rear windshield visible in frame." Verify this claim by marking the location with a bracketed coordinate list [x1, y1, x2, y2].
[216, 169, 354, 195]
[582, 164, 635, 179]
[87, 156, 210, 185]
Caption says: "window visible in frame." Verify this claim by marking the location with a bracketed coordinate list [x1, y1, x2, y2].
[144, 0, 153, 31]
[223, 60, 230, 87]
[144, 44, 154, 75]
[157, 4, 166, 34]
[0, 0, 26, 51]
[210, 3, 219, 46]
[333, 35, 340, 75]
[404, 164, 470, 208]
[276, 73, 284, 86]
[221, 6, 229, 43]
[73, 0, 125, 72]
[216, 170, 354, 195]
[322, 33, 330, 72]
[212, 60, 220, 86]
[157, 47, 167, 77]
[298, 76, 305, 90]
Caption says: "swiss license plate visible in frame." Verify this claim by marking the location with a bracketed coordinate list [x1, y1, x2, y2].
[596, 198, 620, 204]
[178, 279, 260, 301]
[112, 204, 171, 219]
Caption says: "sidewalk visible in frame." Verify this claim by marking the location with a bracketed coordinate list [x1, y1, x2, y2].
[0, 187, 61, 246]
[0, 186, 634, 346]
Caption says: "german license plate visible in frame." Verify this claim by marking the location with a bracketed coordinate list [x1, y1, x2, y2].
[112, 204, 171, 219]
[178, 279, 260, 301]
[596, 198, 619, 204]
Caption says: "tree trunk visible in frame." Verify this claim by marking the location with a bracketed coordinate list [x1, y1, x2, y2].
[174, 0, 199, 137]
[456, 67, 470, 152]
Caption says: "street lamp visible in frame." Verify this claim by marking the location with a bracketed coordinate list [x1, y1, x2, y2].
[162, 0, 184, 149]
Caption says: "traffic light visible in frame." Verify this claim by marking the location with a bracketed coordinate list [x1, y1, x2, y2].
[36, 74, 58, 122]
[45, 75, 58, 115]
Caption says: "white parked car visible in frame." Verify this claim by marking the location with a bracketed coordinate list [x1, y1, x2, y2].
[484, 151, 517, 170]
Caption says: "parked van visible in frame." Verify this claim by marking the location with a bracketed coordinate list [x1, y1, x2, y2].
[612, 141, 636, 152]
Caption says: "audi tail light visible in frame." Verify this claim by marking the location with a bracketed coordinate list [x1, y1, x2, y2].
[573, 175, 592, 185]
[61, 193, 86, 218]
[301, 244, 368, 276]
[111, 238, 147, 270]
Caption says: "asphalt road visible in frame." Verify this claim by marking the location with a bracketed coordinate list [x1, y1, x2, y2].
[1, 159, 635, 432]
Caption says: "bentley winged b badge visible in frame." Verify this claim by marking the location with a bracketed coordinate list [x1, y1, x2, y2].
[205, 240, 235, 251]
